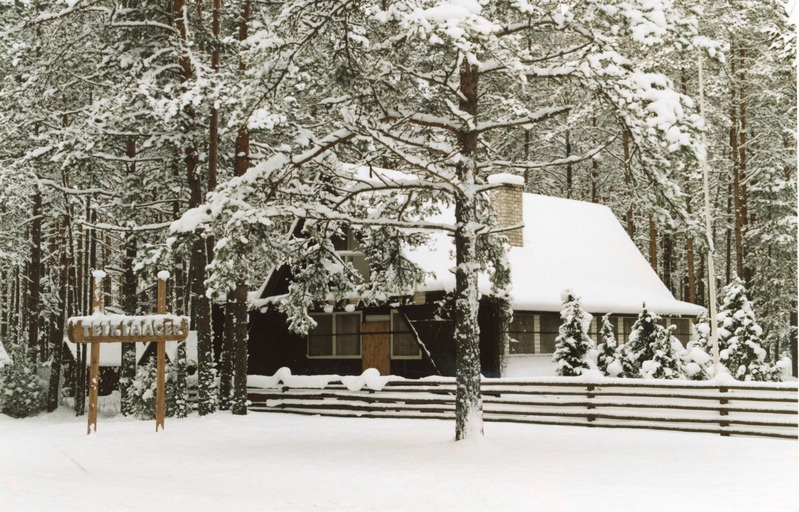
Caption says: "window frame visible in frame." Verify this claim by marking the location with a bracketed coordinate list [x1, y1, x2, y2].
[508, 312, 536, 355]
[390, 310, 423, 360]
[306, 311, 363, 359]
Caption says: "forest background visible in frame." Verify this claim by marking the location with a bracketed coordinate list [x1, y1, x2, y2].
[0, 0, 795, 428]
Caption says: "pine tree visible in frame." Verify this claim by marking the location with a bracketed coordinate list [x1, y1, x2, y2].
[641, 325, 685, 379]
[552, 290, 596, 376]
[0, 344, 45, 418]
[596, 314, 636, 378]
[626, 304, 661, 371]
[717, 277, 779, 381]
[127, 358, 178, 420]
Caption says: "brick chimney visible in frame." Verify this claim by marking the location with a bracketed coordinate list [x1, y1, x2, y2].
[488, 173, 524, 248]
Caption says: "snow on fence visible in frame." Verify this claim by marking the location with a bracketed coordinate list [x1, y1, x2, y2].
[247, 374, 798, 439]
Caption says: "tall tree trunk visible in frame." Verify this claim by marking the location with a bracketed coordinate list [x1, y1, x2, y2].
[565, 130, 572, 199]
[662, 233, 673, 292]
[648, 216, 657, 272]
[737, 47, 753, 287]
[46, 218, 69, 412]
[230, 0, 251, 416]
[120, 138, 138, 416]
[591, 117, 599, 203]
[729, 47, 745, 281]
[685, 195, 696, 304]
[175, 0, 215, 415]
[171, 157, 189, 418]
[219, 293, 234, 410]
[230, 284, 248, 415]
[453, 58, 483, 441]
[26, 188, 42, 363]
[725, 182, 733, 283]
[623, 130, 634, 237]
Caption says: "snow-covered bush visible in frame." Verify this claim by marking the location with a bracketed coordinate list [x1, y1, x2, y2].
[552, 290, 597, 376]
[684, 312, 712, 380]
[0, 344, 45, 418]
[716, 278, 781, 381]
[596, 314, 636, 378]
[641, 325, 686, 380]
[127, 359, 178, 420]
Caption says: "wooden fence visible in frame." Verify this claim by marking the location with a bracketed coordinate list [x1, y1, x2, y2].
[248, 377, 798, 439]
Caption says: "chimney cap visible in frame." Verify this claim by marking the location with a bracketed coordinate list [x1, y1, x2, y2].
[487, 173, 524, 187]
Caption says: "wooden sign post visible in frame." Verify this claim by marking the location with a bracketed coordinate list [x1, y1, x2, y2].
[67, 271, 189, 434]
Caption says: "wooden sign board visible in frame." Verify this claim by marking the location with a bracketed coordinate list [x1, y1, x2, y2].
[67, 272, 188, 435]
[67, 315, 189, 344]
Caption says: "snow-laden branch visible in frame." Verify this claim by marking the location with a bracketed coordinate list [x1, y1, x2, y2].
[475, 106, 570, 133]
[382, 111, 464, 134]
[486, 141, 611, 170]
[39, 179, 117, 198]
[79, 220, 173, 233]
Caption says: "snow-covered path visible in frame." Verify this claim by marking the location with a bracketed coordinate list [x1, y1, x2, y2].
[1, 410, 795, 511]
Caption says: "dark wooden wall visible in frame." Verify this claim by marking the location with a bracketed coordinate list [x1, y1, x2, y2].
[246, 297, 506, 378]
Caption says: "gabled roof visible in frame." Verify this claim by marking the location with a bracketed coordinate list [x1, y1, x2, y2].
[405, 192, 705, 317]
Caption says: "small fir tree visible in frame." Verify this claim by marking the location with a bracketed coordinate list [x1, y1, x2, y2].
[0, 344, 45, 418]
[127, 359, 178, 420]
[552, 290, 596, 376]
[596, 315, 637, 378]
[717, 278, 779, 381]
[641, 325, 686, 379]
[626, 304, 661, 371]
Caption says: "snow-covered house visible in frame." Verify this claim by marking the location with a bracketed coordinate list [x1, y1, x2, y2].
[248, 177, 704, 378]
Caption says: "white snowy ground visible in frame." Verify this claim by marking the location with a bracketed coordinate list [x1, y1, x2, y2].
[1, 410, 796, 512]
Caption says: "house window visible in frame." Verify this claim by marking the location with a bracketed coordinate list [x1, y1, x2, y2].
[539, 313, 560, 353]
[307, 313, 361, 358]
[507, 313, 560, 354]
[391, 312, 422, 359]
[618, 316, 637, 345]
[509, 313, 535, 354]
[666, 318, 691, 346]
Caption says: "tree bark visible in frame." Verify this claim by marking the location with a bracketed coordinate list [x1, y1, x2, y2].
[120, 138, 138, 416]
[623, 130, 634, 237]
[648, 216, 657, 272]
[662, 232, 672, 292]
[685, 195, 696, 304]
[219, 294, 234, 410]
[231, 283, 248, 415]
[46, 217, 69, 412]
[26, 188, 42, 363]
[230, 0, 252, 416]
[454, 58, 483, 440]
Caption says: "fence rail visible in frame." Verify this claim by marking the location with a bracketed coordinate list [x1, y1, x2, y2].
[248, 377, 798, 439]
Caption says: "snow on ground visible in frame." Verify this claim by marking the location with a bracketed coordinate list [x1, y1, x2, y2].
[1, 410, 795, 512]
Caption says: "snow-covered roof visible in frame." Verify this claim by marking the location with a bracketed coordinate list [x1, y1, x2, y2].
[406, 192, 705, 317]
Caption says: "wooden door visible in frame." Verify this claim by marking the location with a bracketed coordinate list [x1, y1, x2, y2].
[362, 321, 391, 375]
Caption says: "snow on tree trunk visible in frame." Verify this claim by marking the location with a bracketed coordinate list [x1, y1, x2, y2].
[192, 237, 217, 416]
[231, 282, 248, 415]
[453, 59, 483, 441]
